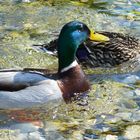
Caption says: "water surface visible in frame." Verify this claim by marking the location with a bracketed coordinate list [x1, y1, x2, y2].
[0, 0, 140, 139]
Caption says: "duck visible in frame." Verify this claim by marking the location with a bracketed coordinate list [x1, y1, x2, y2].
[0, 21, 109, 109]
[33, 30, 140, 67]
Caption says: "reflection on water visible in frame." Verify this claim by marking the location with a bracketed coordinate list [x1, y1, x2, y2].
[0, 0, 140, 139]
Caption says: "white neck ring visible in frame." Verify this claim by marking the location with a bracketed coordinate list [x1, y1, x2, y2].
[60, 60, 78, 73]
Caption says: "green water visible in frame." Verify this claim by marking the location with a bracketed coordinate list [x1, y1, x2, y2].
[0, 0, 140, 139]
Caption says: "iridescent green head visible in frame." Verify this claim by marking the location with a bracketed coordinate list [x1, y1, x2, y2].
[57, 21, 109, 72]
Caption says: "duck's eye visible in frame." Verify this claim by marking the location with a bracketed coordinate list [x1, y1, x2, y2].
[77, 24, 84, 31]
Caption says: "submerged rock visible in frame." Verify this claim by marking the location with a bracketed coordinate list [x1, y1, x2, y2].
[106, 135, 118, 140]
[123, 125, 140, 139]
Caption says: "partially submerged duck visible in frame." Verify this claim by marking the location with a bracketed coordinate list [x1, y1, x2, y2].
[34, 31, 140, 67]
[0, 21, 109, 109]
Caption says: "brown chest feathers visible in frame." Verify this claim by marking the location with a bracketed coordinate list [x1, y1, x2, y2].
[57, 65, 90, 101]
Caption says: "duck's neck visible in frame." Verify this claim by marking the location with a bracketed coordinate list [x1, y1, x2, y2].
[57, 61, 90, 101]
[58, 36, 77, 73]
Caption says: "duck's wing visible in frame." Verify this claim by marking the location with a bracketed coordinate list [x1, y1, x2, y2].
[0, 69, 62, 109]
[0, 69, 48, 91]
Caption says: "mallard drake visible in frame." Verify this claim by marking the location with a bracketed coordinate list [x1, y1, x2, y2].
[34, 31, 140, 67]
[0, 21, 109, 109]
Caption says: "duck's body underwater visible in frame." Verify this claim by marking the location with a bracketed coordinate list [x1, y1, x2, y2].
[35, 31, 140, 67]
[0, 21, 109, 109]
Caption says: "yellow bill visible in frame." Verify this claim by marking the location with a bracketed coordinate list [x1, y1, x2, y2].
[89, 30, 110, 42]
